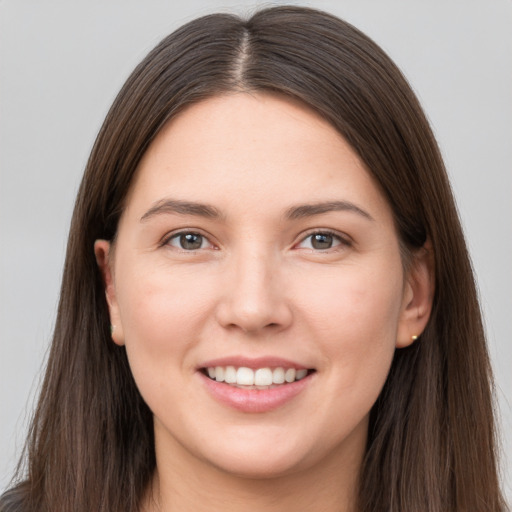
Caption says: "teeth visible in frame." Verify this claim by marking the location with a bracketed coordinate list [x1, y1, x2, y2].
[296, 369, 308, 380]
[206, 366, 310, 386]
[236, 367, 254, 385]
[254, 368, 273, 386]
[215, 366, 225, 382]
[285, 368, 296, 383]
[273, 367, 285, 384]
[224, 366, 237, 384]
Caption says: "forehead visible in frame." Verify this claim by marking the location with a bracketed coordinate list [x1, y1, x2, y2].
[123, 92, 393, 223]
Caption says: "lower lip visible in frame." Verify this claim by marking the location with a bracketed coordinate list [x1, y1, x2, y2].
[199, 372, 313, 413]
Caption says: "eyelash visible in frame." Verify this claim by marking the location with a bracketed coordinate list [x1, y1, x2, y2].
[162, 229, 351, 253]
[163, 231, 215, 251]
[295, 229, 351, 252]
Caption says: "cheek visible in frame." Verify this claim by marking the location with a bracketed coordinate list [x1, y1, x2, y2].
[114, 262, 215, 375]
[113, 263, 220, 419]
[300, 261, 403, 332]
[295, 269, 402, 441]
[297, 262, 403, 387]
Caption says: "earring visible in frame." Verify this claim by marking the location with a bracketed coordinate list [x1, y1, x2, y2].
[411, 334, 418, 341]
[110, 324, 115, 336]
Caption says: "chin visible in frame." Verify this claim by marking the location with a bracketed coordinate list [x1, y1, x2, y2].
[208, 451, 307, 480]
[194, 429, 324, 481]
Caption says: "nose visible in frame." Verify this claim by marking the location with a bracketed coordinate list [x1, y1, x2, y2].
[215, 249, 293, 335]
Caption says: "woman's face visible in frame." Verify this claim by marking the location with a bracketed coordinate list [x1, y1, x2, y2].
[96, 93, 429, 480]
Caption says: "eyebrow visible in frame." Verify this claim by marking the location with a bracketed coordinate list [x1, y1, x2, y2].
[285, 201, 374, 221]
[140, 198, 373, 223]
[140, 199, 223, 222]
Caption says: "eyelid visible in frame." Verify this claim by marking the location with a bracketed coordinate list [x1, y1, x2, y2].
[159, 227, 351, 252]
[161, 228, 217, 250]
[294, 229, 352, 250]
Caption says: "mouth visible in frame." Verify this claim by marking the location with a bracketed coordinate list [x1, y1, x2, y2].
[198, 359, 316, 412]
[201, 366, 315, 389]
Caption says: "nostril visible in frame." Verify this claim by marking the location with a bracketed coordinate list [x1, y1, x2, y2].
[214, 288, 293, 334]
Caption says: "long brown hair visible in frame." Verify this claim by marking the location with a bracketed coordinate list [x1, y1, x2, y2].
[1, 6, 506, 511]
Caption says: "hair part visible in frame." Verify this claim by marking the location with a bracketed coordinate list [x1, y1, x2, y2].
[1, 6, 506, 512]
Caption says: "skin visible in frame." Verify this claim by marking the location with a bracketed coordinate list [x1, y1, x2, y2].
[95, 93, 433, 512]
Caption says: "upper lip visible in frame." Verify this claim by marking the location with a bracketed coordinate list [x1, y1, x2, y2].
[198, 356, 312, 370]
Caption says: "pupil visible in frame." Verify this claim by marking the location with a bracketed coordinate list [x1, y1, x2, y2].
[312, 233, 332, 249]
[180, 233, 202, 250]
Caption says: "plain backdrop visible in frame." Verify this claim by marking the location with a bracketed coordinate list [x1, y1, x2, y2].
[1, 0, 511, 501]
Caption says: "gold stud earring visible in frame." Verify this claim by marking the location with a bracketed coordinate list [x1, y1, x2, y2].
[411, 334, 418, 341]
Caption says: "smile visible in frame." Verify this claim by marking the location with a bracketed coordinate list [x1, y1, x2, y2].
[204, 366, 311, 388]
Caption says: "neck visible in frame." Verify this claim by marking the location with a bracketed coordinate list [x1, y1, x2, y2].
[142, 429, 364, 512]
[146, 465, 359, 512]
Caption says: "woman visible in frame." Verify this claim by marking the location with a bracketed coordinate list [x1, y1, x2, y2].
[1, 6, 506, 511]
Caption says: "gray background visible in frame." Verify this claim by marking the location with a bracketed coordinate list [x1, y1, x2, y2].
[1, 0, 511, 501]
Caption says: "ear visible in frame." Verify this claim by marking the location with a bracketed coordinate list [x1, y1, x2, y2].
[396, 241, 435, 348]
[94, 240, 125, 346]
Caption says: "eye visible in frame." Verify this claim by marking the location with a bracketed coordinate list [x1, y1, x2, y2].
[166, 232, 212, 251]
[296, 231, 346, 251]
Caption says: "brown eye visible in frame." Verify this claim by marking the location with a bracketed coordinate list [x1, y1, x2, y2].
[168, 232, 208, 250]
[297, 232, 344, 251]
[311, 233, 334, 249]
